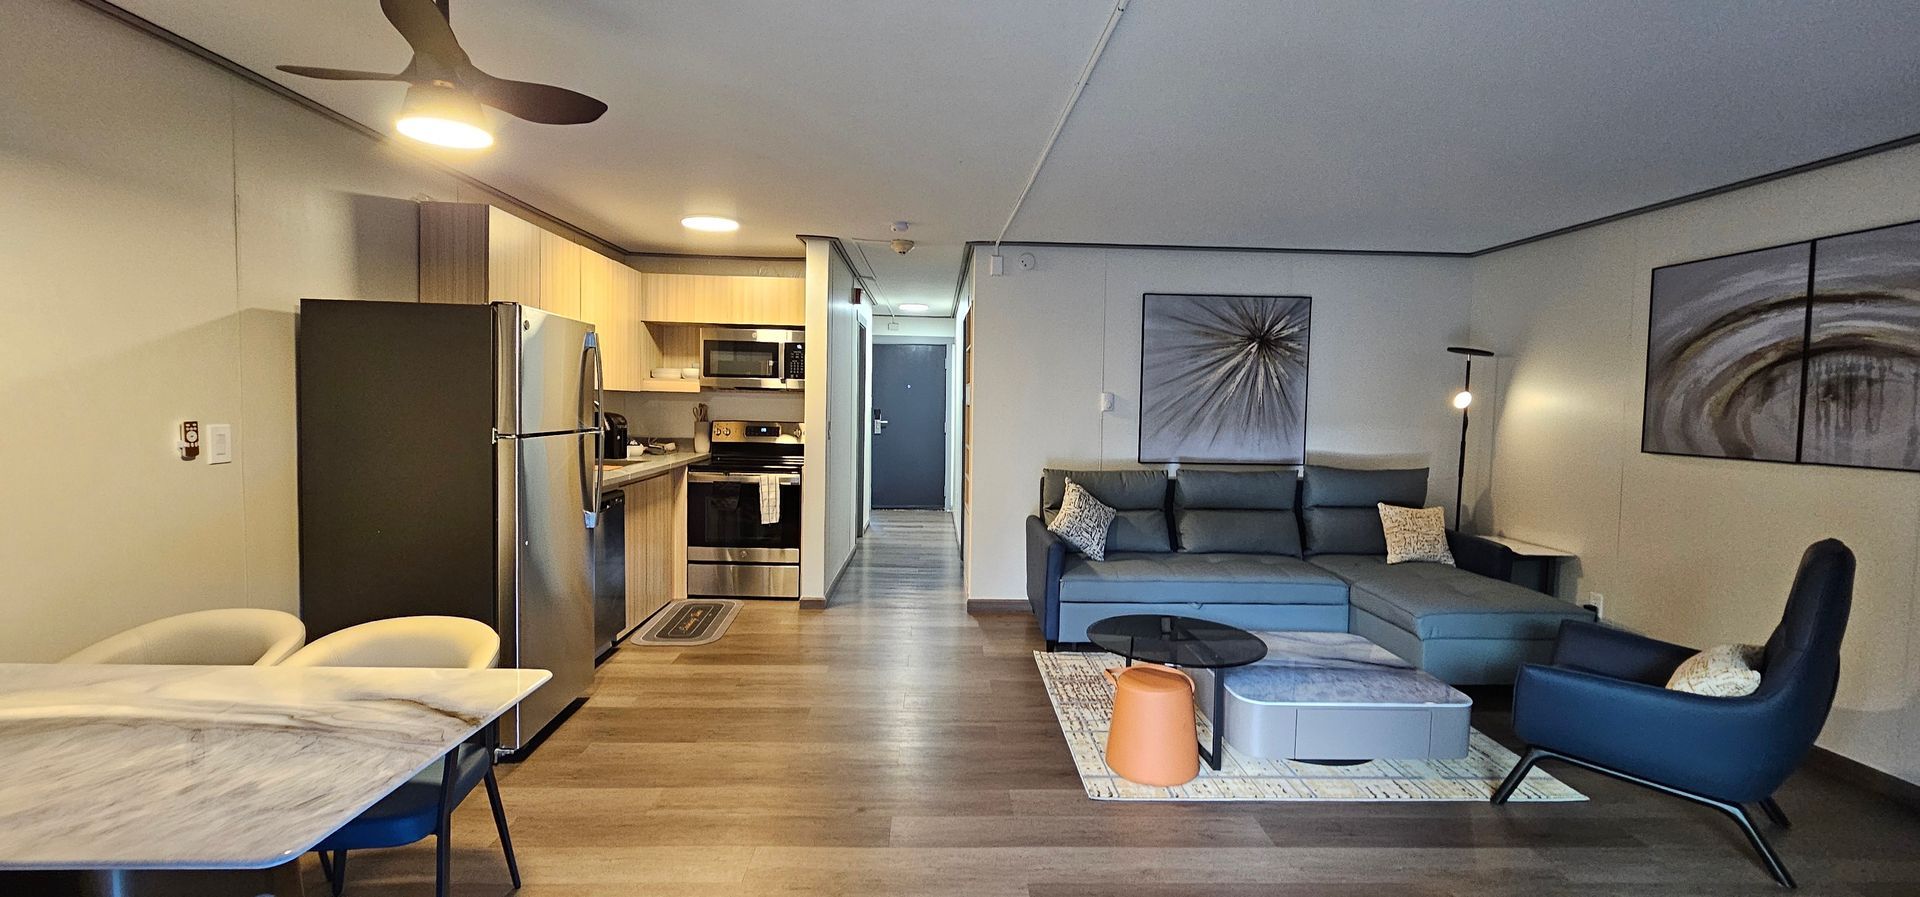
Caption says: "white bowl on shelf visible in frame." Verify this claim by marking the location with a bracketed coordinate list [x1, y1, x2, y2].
[649, 368, 681, 380]
[680, 367, 701, 380]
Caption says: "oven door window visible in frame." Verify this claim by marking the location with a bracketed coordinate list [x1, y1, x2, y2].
[689, 481, 801, 549]
[704, 341, 780, 379]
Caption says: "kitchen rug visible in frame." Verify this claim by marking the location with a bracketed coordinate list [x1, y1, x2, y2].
[1035, 651, 1586, 802]
[632, 599, 741, 647]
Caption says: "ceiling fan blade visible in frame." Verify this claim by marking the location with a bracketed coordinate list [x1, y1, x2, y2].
[468, 73, 608, 125]
[381, 0, 469, 67]
[276, 65, 406, 82]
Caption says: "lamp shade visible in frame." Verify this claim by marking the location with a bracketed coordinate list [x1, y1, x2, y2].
[395, 83, 493, 149]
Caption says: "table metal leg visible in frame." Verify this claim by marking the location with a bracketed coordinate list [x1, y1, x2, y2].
[1197, 669, 1225, 770]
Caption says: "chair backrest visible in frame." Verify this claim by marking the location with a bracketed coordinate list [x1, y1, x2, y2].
[1753, 538, 1854, 718]
[61, 609, 306, 666]
[1171, 470, 1303, 557]
[280, 616, 500, 670]
[1298, 465, 1428, 555]
[1040, 468, 1174, 553]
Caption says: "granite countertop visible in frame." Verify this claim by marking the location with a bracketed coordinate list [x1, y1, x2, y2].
[0, 663, 548, 870]
[601, 450, 708, 489]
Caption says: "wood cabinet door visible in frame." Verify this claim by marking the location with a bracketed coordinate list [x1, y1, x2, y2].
[638, 272, 803, 326]
[623, 472, 683, 628]
[538, 229, 581, 318]
[606, 263, 647, 391]
[487, 207, 542, 306]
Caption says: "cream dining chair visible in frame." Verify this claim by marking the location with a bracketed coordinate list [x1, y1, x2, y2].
[279, 615, 516, 897]
[60, 608, 306, 666]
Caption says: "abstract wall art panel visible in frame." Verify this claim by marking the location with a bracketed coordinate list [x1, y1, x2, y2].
[1802, 221, 1920, 470]
[1139, 293, 1310, 464]
[1643, 243, 1811, 462]
[1641, 216, 1920, 472]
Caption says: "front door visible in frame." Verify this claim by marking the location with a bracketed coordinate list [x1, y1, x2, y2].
[871, 342, 948, 509]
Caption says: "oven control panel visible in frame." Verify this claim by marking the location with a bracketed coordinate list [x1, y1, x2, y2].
[709, 420, 802, 444]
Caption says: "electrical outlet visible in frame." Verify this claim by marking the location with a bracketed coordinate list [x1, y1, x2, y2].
[1585, 591, 1605, 619]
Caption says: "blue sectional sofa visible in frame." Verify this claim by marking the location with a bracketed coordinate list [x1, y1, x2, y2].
[1026, 465, 1594, 685]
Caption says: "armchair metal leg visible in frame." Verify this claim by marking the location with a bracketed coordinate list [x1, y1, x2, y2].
[1760, 796, 1792, 829]
[327, 850, 347, 897]
[1489, 746, 1544, 805]
[485, 768, 523, 888]
[1489, 747, 1798, 888]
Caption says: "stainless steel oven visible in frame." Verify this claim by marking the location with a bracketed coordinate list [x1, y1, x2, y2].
[699, 327, 805, 391]
[687, 421, 803, 598]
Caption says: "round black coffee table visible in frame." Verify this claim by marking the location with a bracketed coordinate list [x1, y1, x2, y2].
[1086, 614, 1267, 770]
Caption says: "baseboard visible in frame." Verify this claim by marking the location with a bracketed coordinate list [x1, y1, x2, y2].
[798, 596, 827, 611]
[966, 597, 1029, 614]
[1805, 746, 1920, 811]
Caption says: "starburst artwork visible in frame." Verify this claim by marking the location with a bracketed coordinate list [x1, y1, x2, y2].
[1139, 293, 1311, 464]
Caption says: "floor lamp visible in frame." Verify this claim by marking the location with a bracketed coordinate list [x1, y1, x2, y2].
[1446, 346, 1494, 529]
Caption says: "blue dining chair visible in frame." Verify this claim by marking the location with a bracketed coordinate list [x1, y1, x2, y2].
[1490, 539, 1854, 888]
[282, 616, 520, 897]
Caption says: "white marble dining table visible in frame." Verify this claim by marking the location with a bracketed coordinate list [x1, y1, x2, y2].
[0, 662, 547, 893]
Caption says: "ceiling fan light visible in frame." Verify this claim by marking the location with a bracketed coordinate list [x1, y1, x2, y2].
[396, 84, 493, 149]
[681, 216, 741, 233]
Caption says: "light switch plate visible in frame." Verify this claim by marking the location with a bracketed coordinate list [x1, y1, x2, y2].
[1098, 391, 1115, 412]
[206, 424, 233, 464]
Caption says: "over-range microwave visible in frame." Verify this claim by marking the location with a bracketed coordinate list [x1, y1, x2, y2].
[699, 327, 805, 391]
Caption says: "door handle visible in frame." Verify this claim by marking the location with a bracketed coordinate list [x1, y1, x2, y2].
[582, 331, 604, 529]
[873, 409, 888, 436]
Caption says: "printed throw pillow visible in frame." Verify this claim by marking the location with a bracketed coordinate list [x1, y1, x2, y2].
[1048, 478, 1117, 561]
[1666, 643, 1764, 697]
[1377, 503, 1455, 565]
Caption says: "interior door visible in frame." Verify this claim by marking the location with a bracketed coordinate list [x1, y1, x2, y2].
[871, 342, 949, 509]
[503, 432, 595, 749]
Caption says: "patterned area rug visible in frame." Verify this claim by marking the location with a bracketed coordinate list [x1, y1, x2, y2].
[1035, 651, 1585, 802]
[631, 599, 741, 647]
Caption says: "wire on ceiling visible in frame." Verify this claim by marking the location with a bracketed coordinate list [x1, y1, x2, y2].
[993, 0, 1130, 257]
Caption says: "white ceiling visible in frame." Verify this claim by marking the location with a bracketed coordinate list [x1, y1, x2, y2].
[116, 0, 1920, 317]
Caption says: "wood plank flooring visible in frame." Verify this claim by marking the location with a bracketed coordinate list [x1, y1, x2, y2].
[312, 510, 1920, 896]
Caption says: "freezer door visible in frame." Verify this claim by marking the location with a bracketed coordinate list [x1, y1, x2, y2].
[496, 303, 597, 437]
[497, 432, 596, 751]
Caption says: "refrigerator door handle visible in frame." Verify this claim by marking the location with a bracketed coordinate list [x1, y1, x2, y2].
[581, 332, 604, 529]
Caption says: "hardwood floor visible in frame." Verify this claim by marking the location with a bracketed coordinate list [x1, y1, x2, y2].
[315, 510, 1920, 896]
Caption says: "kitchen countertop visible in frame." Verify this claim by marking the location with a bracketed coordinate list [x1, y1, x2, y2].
[601, 450, 708, 489]
[0, 663, 548, 870]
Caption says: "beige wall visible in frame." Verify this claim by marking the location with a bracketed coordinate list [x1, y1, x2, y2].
[966, 245, 1474, 603]
[0, 0, 463, 660]
[800, 239, 867, 600]
[1468, 143, 1920, 784]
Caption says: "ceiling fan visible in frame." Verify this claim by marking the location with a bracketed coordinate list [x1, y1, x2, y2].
[277, 0, 607, 149]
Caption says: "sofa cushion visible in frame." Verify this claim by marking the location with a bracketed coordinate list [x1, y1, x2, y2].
[1311, 554, 1592, 640]
[1108, 508, 1173, 553]
[1058, 552, 1348, 606]
[1173, 470, 1297, 510]
[1043, 469, 1167, 511]
[1176, 509, 1302, 556]
[1300, 466, 1429, 555]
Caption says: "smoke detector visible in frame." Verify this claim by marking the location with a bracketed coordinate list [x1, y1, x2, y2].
[890, 239, 915, 254]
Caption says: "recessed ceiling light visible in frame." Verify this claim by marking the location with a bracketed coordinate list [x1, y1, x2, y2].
[681, 216, 740, 233]
[899, 303, 930, 313]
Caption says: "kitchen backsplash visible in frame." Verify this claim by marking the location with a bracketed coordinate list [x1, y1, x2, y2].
[605, 390, 804, 441]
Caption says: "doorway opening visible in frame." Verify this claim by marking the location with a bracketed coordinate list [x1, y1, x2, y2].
[870, 341, 950, 511]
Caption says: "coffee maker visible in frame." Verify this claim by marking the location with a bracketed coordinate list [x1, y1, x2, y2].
[600, 410, 629, 460]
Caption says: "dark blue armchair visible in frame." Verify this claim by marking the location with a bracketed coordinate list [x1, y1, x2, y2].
[1491, 539, 1854, 888]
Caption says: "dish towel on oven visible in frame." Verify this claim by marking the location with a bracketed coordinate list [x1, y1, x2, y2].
[757, 474, 782, 525]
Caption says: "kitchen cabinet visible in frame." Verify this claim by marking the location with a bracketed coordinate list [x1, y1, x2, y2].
[621, 469, 687, 633]
[486, 207, 541, 305]
[639, 272, 804, 327]
[537, 229, 581, 318]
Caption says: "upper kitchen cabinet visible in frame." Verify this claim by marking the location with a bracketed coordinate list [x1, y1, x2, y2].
[638, 273, 803, 327]
[537, 229, 582, 318]
[486, 207, 541, 305]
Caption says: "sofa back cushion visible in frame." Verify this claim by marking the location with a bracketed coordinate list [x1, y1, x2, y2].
[1171, 470, 1302, 556]
[1042, 469, 1171, 552]
[1300, 466, 1429, 556]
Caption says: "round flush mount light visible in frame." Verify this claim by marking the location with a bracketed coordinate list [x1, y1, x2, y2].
[395, 83, 493, 149]
[899, 303, 930, 313]
[680, 215, 740, 233]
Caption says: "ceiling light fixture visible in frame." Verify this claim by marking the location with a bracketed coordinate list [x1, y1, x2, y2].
[681, 216, 740, 233]
[899, 303, 930, 313]
[395, 83, 494, 149]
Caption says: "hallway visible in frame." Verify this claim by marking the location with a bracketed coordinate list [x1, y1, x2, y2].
[316, 512, 1920, 896]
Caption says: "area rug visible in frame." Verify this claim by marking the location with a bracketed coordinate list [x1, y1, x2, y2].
[1035, 651, 1585, 802]
[631, 599, 741, 647]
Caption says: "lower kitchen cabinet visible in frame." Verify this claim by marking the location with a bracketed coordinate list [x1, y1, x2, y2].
[621, 469, 687, 633]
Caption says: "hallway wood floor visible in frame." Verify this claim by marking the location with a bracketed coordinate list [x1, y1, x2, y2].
[315, 511, 1920, 896]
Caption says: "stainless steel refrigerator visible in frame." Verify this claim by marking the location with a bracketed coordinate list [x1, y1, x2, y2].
[297, 298, 603, 754]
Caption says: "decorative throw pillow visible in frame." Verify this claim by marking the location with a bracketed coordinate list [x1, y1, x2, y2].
[1377, 503, 1455, 565]
[1666, 644, 1764, 697]
[1048, 478, 1116, 561]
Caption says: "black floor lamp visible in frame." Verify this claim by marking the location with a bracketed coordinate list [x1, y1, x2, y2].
[1446, 346, 1494, 529]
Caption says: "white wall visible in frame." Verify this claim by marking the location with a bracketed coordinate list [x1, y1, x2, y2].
[0, 0, 475, 660]
[1469, 143, 1920, 785]
[966, 245, 1473, 602]
[800, 239, 867, 600]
